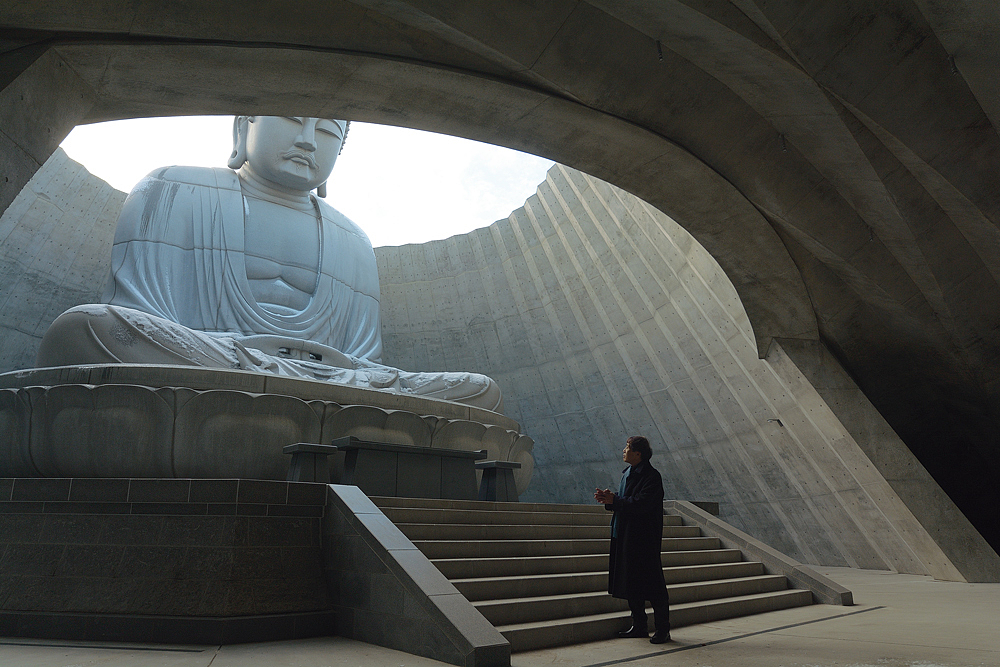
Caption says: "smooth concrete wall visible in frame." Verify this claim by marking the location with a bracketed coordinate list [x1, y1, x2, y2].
[375, 164, 989, 581]
[772, 338, 1000, 584]
[0, 148, 121, 373]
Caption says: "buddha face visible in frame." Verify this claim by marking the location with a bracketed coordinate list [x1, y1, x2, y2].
[243, 116, 345, 192]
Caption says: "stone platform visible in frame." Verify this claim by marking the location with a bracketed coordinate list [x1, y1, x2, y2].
[0, 477, 332, 644]
[0, 365, 534, 495]
[0, 478, 511, 667]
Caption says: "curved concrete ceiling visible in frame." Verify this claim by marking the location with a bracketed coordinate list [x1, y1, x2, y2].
[2, 0, 1000, 548]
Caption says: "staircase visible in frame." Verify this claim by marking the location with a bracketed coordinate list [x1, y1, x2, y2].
[372, 497, 814, 652]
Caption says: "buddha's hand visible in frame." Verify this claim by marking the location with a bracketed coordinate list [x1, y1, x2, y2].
[349, 355, 401, 388]
[365, 369, 400, 389]
[237, 334, 353, 368]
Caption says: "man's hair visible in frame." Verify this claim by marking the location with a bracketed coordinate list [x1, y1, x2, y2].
[627, 435, 651, 462]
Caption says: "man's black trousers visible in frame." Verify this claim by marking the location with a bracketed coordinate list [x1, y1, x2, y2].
[627, 595, 669, 634]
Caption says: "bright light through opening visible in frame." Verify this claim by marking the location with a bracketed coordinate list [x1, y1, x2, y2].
[59, 116, 554, 248]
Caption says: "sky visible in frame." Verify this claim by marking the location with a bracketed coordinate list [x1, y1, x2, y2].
[59, 116, 555, 248]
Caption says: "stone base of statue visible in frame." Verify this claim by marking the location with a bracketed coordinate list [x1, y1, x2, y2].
[0, 364, 534, 497]
[0, 476, 335, 645]
[0, 364, 528, 658]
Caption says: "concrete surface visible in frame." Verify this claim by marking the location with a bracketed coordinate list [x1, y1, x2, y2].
[377, 165, 995, 582]
[511, 566, 1000, 667]
[1, 567, 995, 666]
[0, 148, 121, 374]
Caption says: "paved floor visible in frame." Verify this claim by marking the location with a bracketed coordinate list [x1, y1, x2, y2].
[1, 567, 997, 667]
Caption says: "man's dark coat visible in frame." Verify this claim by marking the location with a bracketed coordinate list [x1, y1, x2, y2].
[605, 460, 668, 600]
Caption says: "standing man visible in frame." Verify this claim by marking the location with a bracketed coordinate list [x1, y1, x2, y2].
[594, 436, 670, 643]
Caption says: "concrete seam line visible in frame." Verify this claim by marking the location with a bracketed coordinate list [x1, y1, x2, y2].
[579, 606, 887, 667]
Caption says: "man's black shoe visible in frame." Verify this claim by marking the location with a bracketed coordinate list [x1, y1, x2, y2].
[617, 626, 649, 638]
[650, 631, 671, 644]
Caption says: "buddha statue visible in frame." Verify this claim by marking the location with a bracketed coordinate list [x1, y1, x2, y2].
[36, 116, 503, 412]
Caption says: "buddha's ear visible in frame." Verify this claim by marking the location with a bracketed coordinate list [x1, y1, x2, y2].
[316, 181, 327, 198]
[228, 116, 251, 169]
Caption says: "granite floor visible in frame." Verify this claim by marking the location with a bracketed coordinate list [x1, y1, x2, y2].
[1, 566, 996, 667]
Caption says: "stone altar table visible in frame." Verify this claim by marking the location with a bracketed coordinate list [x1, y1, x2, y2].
[284, 442, 339, 483]
[335, 436, 486, 499]
[476, 460, 522, 502]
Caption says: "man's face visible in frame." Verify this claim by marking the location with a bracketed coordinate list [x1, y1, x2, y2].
[244, 116, 344, 192]
[623, 442, 642, 466]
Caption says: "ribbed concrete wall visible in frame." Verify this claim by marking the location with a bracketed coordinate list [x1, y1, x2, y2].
[375, 164, 965, 579]
[0, 148, 121, 373]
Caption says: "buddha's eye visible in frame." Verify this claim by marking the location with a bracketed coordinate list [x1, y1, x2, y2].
[316, 121, 341, 139]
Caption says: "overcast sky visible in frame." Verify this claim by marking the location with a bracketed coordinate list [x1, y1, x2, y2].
[59, 116, 554, 248]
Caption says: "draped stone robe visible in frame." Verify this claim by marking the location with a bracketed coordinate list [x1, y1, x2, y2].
[105, 166, 383, 360]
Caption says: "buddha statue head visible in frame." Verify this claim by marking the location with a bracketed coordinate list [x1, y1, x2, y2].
[228, 116, 350, 197]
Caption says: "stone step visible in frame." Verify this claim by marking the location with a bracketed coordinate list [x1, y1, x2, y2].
[478, 590, 630, 627]
[412, 535, 722, 559]
[380, 506, 629, 527]
[380, 498, 818, 655]
[396, 522, 702, 541]
[431, 548, 743, 578]
[371, 496, 608, 514]
[497, 589, 814, 652]
[456, 566, 779, 604]
[457, 571, 607, 602]
[665, 573, 789, 604]
[665, 560, 764, 584]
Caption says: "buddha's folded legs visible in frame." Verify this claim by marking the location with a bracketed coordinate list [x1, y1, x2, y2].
[396, 370, 503, 413]
[36, 305, 504, 413]
[37, 305, 242, 368]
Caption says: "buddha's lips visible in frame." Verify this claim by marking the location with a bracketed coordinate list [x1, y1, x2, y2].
[283, 150, 317, 168]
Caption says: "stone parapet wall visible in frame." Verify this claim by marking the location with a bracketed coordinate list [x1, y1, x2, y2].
[323, 484, 509, 667]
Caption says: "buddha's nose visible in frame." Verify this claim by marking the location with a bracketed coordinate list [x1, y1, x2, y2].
[295, 119, 318, 152]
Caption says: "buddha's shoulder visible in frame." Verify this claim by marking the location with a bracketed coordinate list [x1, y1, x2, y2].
[131, 166, 240, 192]
[316, 200, 373, 248]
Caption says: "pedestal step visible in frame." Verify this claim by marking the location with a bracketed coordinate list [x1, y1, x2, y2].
[497, 589, 814, 652]
[372, 496, 815, 653]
